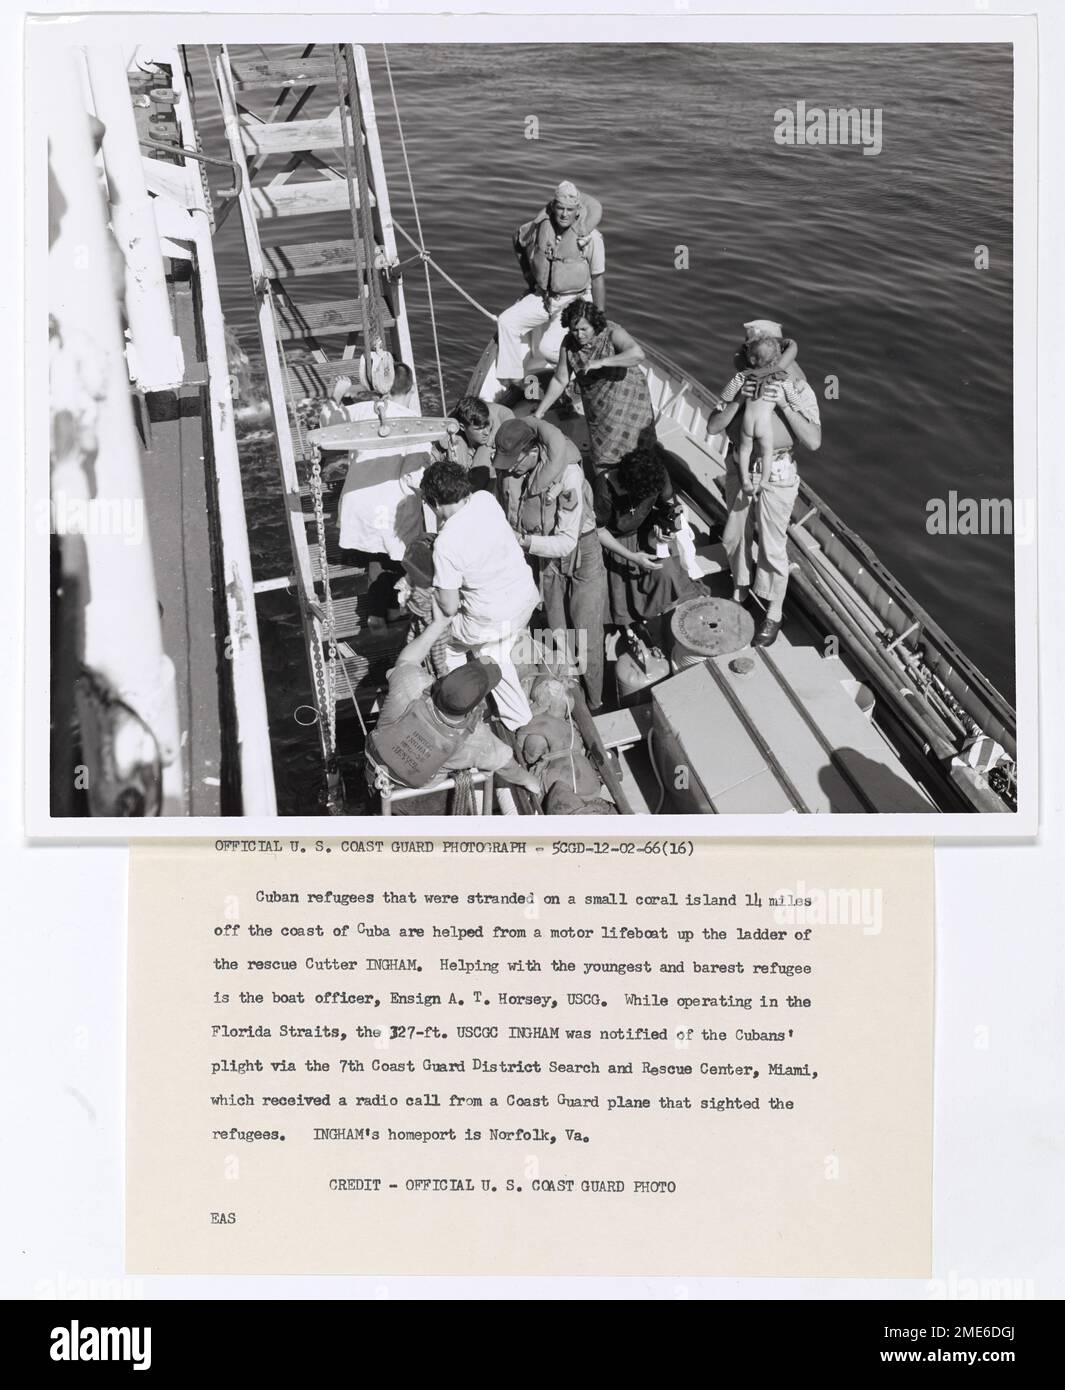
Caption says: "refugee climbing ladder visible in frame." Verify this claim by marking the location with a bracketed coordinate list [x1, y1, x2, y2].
[214, 43, 449, 808]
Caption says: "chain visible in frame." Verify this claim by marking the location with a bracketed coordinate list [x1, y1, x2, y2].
[306, 616, 331, 748]
[308, 442, 339, 755]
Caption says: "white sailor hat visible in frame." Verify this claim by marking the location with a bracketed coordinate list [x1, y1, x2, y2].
[743, 319, 784, 340]
[553, 181, 581, 209]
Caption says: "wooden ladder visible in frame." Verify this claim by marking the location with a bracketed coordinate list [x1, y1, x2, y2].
[215, 43, 419, 737]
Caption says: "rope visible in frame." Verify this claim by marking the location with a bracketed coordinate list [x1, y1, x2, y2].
[332, 45, 376, 366]
[564, 699, 578, 794]
[451, 768, 477, 817]
[382, 44, 447, 410]
[391, 218, 498, 323]
[344, 45, 387, 346]
[335, 641, 369, 740]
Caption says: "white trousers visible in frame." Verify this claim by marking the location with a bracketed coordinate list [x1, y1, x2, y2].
[495, 291, 585, 380]
[442, 609, 536, 731]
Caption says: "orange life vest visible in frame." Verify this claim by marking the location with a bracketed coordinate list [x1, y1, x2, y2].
[499, 452, 592, 541]
[516, 194, 602, 297]
[367, 695, 479, 789]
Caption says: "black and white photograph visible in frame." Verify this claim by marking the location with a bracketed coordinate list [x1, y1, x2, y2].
[7, 0, 1064, 1341]
[33, 22, 1035, 829]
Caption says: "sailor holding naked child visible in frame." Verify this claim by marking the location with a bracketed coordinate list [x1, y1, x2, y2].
[707, 319, 822, 648]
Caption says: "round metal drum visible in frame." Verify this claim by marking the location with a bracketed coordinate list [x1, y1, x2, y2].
[671, 596, 755, 664]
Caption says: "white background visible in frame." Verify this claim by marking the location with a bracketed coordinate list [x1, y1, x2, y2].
[3, 0, 1062, 1300]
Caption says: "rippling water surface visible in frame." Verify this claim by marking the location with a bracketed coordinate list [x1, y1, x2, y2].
[190, 43, 1014, 812]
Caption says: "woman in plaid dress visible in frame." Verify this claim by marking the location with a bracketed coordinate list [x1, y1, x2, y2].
[532, 301, 657, 472]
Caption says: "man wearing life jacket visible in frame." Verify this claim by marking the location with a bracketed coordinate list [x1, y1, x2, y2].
[493, 416, 607, 711]
[366, 607, 541, 796]
[496, 181, 606, 385]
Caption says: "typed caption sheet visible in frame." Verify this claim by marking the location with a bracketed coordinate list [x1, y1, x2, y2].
[128, 837, 932, 1275]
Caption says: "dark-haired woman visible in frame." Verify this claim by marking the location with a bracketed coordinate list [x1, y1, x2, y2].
[594, 446, 700, 639]
[533, 300, 657, 473]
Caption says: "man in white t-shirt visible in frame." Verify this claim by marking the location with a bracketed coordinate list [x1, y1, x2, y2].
[420, 459, 539, 730]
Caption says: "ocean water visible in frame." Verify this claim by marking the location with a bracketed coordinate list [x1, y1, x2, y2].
[189, 43, 1015, 812]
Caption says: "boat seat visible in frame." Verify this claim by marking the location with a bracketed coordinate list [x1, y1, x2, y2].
[758, 643, 933, 811]
[650, 638, 933, 813]
[707, 650, 867, 813]
[651, 662, 796, 813]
